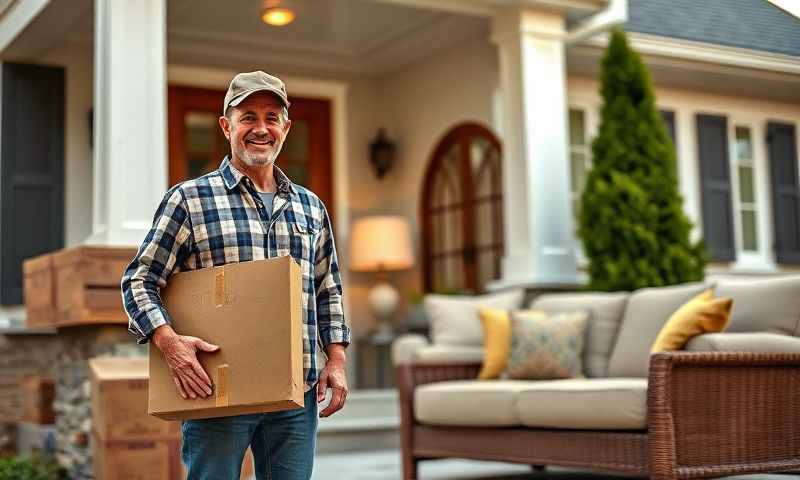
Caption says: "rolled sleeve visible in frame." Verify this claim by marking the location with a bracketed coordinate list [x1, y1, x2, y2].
[121, 186, 194, 344]
[313, 203, 351, 349]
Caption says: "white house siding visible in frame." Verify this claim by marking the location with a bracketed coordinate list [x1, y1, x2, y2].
[368, 36, 499, 310]
[567, 75, 800, 274]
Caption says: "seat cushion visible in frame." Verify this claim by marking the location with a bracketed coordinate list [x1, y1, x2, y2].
[414, 380, 531, 427]
[686, 332, 800, 353]
[425, 289, 525, 346]
[608, 282, 710, 378]
[515, 378, 648, 430]
[714, 276, 800, 336]
[530, 292, 628, 377]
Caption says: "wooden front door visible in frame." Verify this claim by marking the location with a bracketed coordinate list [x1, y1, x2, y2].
[167, 86, 333, 209]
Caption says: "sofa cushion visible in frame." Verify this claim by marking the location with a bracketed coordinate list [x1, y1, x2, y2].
[714, 276, 800, 336]
[477, 308, 513, 379]
[515, 378, 648, 430]
[530, 292, 628, 377]
[412, 344, 485, 364]
[686, 332, 800, 353]
[651, 289, 733, 353]
[608, 282, 709, 378]
[425, 289, 525, 346]
[506, 310, 588, 380]
[414, 380, 530, 427]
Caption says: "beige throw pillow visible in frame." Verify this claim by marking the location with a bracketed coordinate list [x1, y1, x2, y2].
[505, 310, 589, 380]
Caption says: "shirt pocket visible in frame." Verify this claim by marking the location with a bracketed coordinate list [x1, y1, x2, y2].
[289, 220, 317, 283]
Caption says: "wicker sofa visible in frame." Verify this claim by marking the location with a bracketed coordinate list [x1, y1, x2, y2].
[392, 277, 800, 479]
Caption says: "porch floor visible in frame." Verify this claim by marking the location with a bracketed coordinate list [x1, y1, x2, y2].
[308, 450, 797, 480]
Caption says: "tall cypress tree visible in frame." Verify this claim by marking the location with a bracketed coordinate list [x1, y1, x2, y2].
[578, 29, 706, 291]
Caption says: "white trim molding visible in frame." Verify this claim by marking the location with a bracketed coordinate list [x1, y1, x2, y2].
[0, 0, 47, 53]
[585, 32, 800, 76]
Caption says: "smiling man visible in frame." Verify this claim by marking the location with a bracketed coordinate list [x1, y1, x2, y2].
[121, 71, 350, 480]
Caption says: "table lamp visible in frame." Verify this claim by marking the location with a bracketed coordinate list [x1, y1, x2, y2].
[349, 215, 414, 337]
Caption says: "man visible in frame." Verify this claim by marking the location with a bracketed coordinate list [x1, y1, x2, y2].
[121, 71, 350, 480]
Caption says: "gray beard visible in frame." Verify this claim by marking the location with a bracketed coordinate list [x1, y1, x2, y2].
[237, 141, 282, 167]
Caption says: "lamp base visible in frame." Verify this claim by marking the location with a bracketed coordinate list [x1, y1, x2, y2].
[369, 281, 399, 340]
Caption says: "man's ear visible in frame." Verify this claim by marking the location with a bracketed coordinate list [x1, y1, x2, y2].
[283, 118, 292, 137]
[218, 115, 232, 141]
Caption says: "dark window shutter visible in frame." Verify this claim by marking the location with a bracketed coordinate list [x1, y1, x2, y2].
[660, 109, 676, 147]
[0, 63, 65, 304]
[696, 114, 736, 262]
[767, 122, 800, 264]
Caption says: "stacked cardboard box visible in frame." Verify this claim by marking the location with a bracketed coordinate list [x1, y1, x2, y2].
[19, 376, 55, 425]
[89, 357, 254, 480]
[90, 357, 181, 480]
[22, 246, 137, 329]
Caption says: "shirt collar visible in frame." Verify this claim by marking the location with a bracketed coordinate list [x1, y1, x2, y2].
[219, 156, 295, 196]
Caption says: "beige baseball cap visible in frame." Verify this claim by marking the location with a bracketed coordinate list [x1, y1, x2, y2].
[222, 71, 290, 115]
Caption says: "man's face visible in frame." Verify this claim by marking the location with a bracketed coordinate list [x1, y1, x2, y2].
[219, 92, 291, 168]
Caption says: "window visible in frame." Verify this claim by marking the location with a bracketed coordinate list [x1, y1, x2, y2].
[568, 109, 590, 220]
[421, 123, 503, 294]
[733, 126, 759, 252]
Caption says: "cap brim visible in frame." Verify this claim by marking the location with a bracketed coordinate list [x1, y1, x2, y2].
[228, 87, 290, 109]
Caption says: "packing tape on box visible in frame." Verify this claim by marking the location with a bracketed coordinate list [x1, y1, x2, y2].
[216, 364, 229, 407]
[214, 269, 225, 307]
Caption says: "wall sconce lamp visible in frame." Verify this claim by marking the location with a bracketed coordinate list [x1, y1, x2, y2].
[369, 128, 395, 179]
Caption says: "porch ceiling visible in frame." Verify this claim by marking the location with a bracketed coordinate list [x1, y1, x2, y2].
[165, 0, 489, 78]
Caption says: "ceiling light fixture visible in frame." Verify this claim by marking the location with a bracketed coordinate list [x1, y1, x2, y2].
[261, 7, 295, 26]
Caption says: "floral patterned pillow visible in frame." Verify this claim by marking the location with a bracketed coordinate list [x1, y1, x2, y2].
[505, 310, 589, 380]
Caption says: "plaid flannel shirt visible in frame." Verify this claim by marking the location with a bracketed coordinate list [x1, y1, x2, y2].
[121, 156, 350, 390]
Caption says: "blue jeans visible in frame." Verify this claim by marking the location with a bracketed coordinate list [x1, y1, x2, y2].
[181, 388, 318, 480]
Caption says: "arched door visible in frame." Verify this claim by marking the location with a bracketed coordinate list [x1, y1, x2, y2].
[420, 123, 503, 294]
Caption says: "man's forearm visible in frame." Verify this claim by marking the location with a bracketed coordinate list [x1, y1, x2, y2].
[325, 343, 347, 362]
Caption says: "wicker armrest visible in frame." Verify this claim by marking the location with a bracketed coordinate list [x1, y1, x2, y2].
[647, 351, 800, 479]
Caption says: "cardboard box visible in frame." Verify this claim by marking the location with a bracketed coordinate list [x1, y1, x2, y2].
[22, 253, 56, 327]
[149, 256, 304, 421]
[93, 435, 181, 480]
[51, 245, 137, 327]
[19, 375, 55, 425]
[90, 357, 180, 442]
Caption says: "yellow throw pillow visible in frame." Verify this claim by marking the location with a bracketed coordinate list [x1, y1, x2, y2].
[477, 308, 512, 379]
[651, 289, 733, 353]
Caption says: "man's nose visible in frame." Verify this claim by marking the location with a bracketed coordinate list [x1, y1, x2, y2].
[252, 119, 269, 134]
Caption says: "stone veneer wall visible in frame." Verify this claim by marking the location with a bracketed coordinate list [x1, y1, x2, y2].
[0, 326, 146, 479]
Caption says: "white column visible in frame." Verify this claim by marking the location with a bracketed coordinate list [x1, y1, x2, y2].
[489, 8, 580, 287]
[86, 0, 167, 246]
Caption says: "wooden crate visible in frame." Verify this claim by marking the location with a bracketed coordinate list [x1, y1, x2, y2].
[19, 376, 56, 425]
[23, 253, 57, 328]
[52, 246, 138, 327]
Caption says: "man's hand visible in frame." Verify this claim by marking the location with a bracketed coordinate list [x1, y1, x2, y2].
[317, 343, 348, 418]
[153, 325, 220, 400]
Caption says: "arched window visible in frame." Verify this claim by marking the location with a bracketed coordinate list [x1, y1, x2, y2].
[420, 123, 503, 294]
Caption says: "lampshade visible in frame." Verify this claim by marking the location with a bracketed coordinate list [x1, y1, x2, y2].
[349, 215, 413, 272]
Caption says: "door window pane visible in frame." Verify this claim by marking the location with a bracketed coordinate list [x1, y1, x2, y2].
[741, 209, 758, 251]
[185, 112, 228, 179]
[279, 120, 310, 187]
